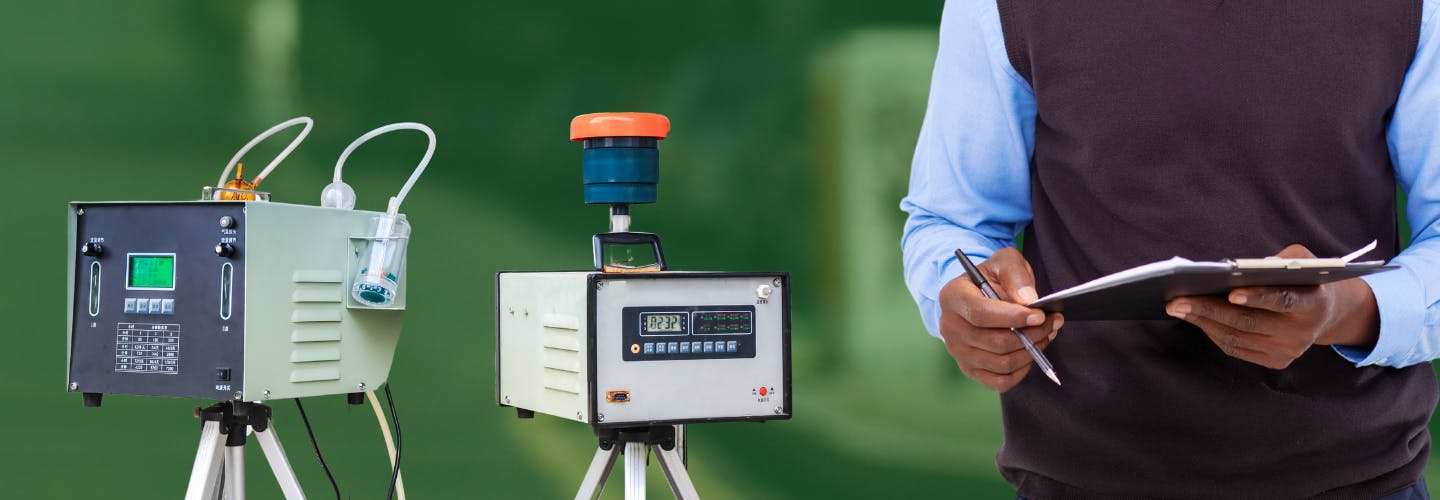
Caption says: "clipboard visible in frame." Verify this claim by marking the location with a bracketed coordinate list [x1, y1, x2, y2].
[1026, 241, 1398, 320]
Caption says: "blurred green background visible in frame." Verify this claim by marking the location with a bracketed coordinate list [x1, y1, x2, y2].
[2, 1, 1435, 498]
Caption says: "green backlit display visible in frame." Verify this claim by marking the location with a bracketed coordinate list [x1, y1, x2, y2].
[128, 255, 174, 289]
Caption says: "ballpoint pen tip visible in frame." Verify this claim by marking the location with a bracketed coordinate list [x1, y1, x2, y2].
[1045, 370, 1062, 386]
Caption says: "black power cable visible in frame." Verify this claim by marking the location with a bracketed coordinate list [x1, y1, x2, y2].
[384, 384, 403, 500]
[293, 398, 342, 500]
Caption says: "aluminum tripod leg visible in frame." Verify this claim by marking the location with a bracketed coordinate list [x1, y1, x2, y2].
[654, 445, 699, 500]
[575, 445, 622, 500]
[573, 442, 649, 500]
[253, 424, 305, 499]
[224, 446, 246, 499]
[185, 421, 226, 500]
[573, 441, 700, 500]
[184, 402, 306, 500]
[624, 442, 647, 500]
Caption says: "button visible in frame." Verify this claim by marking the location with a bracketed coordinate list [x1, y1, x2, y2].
[643, 343, 654, 355]
[667, 342, 679, 353]
[704, 342, 714, 353]
[727, 341, 738, 352]
[147, 298, 163, 314]
[759, 387, 768, 396]
[679, 342, 690, 353]
[692, 341, 702, 352]
[124, 298, 138, 314]
[219, 215, 236, 229]
[216, 368, 231, 381]
[161, 299, 174, 315]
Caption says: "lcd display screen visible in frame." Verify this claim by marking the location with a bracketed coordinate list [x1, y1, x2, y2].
[644, 314, 684, 333]
[128, 255, 175, 289]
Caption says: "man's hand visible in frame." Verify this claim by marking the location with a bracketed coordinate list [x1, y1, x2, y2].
[938, 247, 1063, 392]
[1166, 244, 1381, 370]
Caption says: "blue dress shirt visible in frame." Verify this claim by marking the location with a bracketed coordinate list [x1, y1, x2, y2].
[901, 0, 1440, 368]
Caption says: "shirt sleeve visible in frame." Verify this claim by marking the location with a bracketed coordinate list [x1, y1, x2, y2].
[900, 0, 1038, 339]
[1333, 0, 1440, 368]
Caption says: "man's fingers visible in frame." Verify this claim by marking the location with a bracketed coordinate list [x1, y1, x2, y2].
[1229, 286, 1319, 313]
[962, 364, 1032, 392]
[969, 345, 1038, 375]
[1024, 313, 1063, 343]
[984, 247, 1039, 305]
[1273, 244, 1317, 259]
[1169, 299, 1303, 370]
[1182, 313, 1262, 351]
[958, 313, 1060, 354]
[1167, 297, 1283, 335]
[945, 281, 1045, 328]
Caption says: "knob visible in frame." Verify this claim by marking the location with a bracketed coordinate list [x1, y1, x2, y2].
[80, 242, 104, 257]
[219, 215, 236, 229]
[756, 284, 773, 300]
[215, 243, 236, 257]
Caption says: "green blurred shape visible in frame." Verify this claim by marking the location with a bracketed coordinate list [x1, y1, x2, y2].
[807, 29, 1013, 497]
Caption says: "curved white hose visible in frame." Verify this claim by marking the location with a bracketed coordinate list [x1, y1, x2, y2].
[215, 116, 314, 187]
[367, 390, 407, 500]
[333, 122, 435, 215]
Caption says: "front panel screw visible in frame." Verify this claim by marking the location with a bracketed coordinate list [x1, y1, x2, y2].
[358, 382, 367, 391]
[233, 392, 242, 400]
[597, 413, 606, 422]
[68, 382, 78, 391]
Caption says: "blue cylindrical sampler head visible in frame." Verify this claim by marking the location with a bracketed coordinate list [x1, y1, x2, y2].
[570, 113, 670, 205]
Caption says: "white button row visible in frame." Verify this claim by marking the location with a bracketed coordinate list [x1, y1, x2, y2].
[124, 298, 175, 315]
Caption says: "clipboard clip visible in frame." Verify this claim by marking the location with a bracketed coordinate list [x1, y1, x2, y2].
[1226, 240, 1378, 270]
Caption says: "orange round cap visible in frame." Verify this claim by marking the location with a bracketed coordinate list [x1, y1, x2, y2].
[570, 112, 670, 141]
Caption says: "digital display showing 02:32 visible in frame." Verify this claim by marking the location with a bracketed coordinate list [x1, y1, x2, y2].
[644, 314, 684, 333]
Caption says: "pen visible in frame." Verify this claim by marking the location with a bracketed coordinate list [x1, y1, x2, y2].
[953, 249, 1062, 386]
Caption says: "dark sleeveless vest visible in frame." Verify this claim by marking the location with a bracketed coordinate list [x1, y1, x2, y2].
[993, 1, 1437, 497]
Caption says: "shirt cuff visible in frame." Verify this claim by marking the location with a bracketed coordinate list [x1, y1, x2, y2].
[921, 254, 974, 339]
[1333, 268, 1426, 366]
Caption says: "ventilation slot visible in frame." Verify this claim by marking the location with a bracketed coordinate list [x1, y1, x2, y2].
[289, 270, 345, 383]
[541, 313, 582, 394]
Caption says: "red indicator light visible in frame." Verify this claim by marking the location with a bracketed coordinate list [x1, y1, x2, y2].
[759, 387, 768, 396]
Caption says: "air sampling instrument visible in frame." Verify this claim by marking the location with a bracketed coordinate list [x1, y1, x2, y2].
[65, 117, 434, 499]
[496, 112, 792, 500]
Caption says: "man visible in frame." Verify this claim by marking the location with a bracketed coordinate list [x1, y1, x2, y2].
[901, 1, 1440, 498]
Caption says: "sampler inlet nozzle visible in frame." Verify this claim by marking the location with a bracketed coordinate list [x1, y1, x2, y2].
[572, 113, 671, 271]
[571, 112, 670, 206]
[218, 162, 258, 201]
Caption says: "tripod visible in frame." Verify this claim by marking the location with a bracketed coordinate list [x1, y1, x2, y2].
[575, 425, 699, 500]
[184, 401, 305, 500]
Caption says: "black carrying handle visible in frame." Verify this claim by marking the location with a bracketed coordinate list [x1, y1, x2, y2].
[592, 232, 668, 271]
